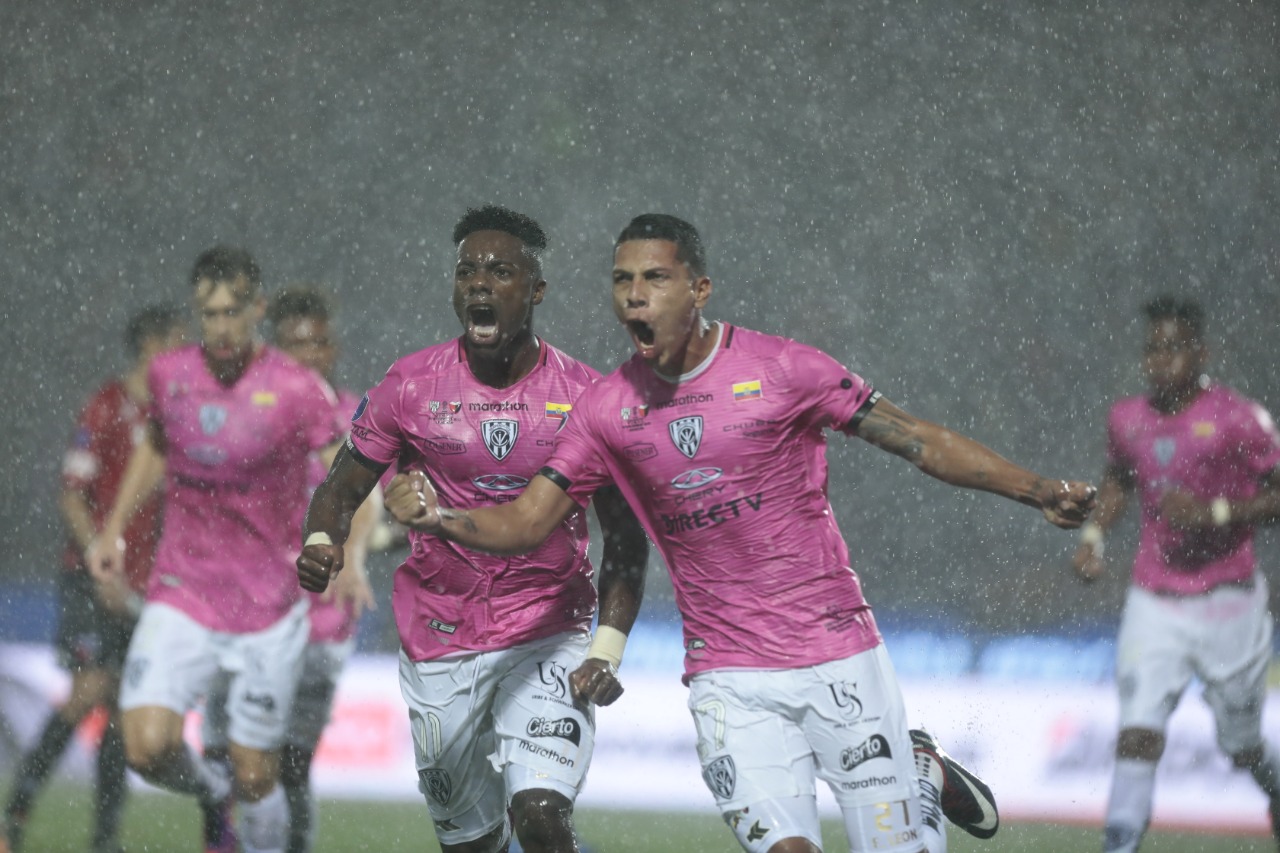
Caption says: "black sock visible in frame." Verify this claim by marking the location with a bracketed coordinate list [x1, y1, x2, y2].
[281, 745, 315, 853]
[5, 713, 78, 820]
[91, 716, 128, 846]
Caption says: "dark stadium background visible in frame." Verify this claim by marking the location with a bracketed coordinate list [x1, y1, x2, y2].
[1, 0, 1277, 650]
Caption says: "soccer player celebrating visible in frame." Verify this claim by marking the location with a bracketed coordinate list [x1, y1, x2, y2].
[88, 247, 347, 853]
[203, 284, 381, 853]
[0, 306, 185, 853]
[1072, 296, 1280, 853]
[296, 206, 649, 853]
[382, 214, 1097, 853]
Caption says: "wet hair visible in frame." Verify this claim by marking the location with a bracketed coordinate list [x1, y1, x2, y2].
[124, 303, 184, 358]
[267, 283, 332, 327]
[452, 205, 547, 268]
[1143, 295, 1205, 340]
[189, 245, 261, 295]
[615, 214, 707, 277]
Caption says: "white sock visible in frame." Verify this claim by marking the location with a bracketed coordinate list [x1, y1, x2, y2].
[240, 784, 289, 853]
[1103, 759, 1156, 853]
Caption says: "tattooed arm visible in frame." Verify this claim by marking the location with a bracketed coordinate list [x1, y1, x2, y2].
[852, 397, 1096, 528]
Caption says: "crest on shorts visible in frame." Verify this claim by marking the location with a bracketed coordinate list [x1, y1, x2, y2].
[481, 418, 519, 461]
[199, 404, 227, 436]
[703, 755, 736, 800]
[669, 416, 704, 459]
[418, 768, 452, 805]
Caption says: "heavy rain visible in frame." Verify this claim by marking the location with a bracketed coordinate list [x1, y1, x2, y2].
[1, 1, 1278, 851]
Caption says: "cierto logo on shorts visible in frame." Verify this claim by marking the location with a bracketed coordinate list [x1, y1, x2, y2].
[526, 716, 582, 746]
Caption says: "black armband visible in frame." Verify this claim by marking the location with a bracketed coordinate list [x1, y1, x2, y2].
[345, 437, 390, 475]
[846, 390, 882, 432]
[538, 466, 573, 493]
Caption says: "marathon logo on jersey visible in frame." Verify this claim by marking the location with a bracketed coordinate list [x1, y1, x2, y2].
[1154, 437, 1176, 467]
[418, 768, 452, 806]
[828, 682, 863, 719]
[545, 402, 572, 429]
[841, 734, 892, 771]
[351, 394, 369, 422]
[732, 380, 762, 401]
[526, 716, 583, 746]
[470, 401, 529, 412]
[481, 419, 519, 461]
[624, 442, 658, 461]
[671, 467, 722, 490]
[669, 416, 704, 458]
[660, 493, 763, 535]
[654, 393, 714, 411]
[473, 473, 529, 492]
[703, 755, 736, 800]
[199, 403, 227, 436]
[425, 437, 467, 455]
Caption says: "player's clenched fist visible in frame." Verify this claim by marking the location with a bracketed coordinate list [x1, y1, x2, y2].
[384, 470, 441, 531]
[297, 534, 344, 593]
[570, 658, 625, 707]
[1040, 480, 1098, 529]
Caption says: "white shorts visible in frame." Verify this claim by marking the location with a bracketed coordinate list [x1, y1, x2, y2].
[687, 645, 921, 844]
[202, 636, 355, 753]
[1117, 574, 1273, 754]
[398, 632, 594, 846]
[121, 601, 309, 751]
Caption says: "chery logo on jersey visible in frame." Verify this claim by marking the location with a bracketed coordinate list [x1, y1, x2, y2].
[473, 473, 529, 492]
[671, 467, 723, 490]
[669, 415, 704, 458]
[481, 419, 518, 461]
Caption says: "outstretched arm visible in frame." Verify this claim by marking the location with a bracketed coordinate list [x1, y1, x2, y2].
[1070, 463, 1133, 581]
[570, 485, 650, 707]
[1159, 467, 1280, 531]
[296, 443, 384, 594]
[853, 397, 1096, 527]
[85, 424, 166, 582]
[384, 469, 580, 555]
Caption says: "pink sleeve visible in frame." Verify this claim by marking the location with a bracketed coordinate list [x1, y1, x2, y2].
[543, 389, 613, 507]
[788, 343, 875, 435]
[348, 366, 406, 467]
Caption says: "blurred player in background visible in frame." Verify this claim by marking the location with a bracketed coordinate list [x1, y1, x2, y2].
[1072, 296, 1280, 853]
[384, 213, 1098, 853]
[88, 246, 351, 853]
[297, 205, 650, 853]
[203, 283, 381, 853]
[0, 305, 185, 853]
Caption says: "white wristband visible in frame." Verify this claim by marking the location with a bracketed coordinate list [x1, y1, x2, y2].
[587, 625, 628, 669]
[1211, 498, 1231, 527]
[305, 531, 334, 547]
[1079, 522, 1104, 557]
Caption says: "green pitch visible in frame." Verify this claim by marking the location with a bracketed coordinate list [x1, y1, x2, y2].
[12, 785, 1273, 852]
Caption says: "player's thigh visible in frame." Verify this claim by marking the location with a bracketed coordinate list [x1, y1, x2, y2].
[286, 637, 354, 751]
[492, 632, 595, 803]
[1116, 588, 1195, 730]
[221, 602, 309, 752]
[399, 648, 508, 846]
[687, 669, 819, 829]
[1196, 579, 1273, 753]
[119, 602, 220, 716]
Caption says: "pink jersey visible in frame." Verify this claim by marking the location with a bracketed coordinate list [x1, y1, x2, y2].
[349, 338, 602, 661]
[147, 344, 344, 632]
[544, 324, 882, 682]
[307, 388, 363, 644]
[1107, 383, 1280, 595]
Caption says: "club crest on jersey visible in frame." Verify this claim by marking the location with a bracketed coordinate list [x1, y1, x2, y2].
[481, 419, 519, 461]
[1153, 437, 1176, 467]
[199, 404, 227, 436]
[669, 416, 704, 459]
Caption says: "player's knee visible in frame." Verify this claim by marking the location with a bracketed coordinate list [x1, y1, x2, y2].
[510, 788, 574, 844]
[1116, 727, 1164, 761]
[234, 762, 280, 802]
[121, 723, 180, 772]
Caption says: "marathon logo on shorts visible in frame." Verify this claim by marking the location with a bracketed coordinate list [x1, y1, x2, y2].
[839, 774, 898, 792]
[526, 717, 582, 746]
[243, 691, 277, 714]
[518, 739, 575, 766]
[418, 768, 452, 805]
[841, 734, 892, 771]
[481, 419, 519, 461]
[703, 755, 736, 800]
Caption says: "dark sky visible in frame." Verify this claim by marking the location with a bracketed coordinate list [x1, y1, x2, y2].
[3, 0, 1277, 634]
